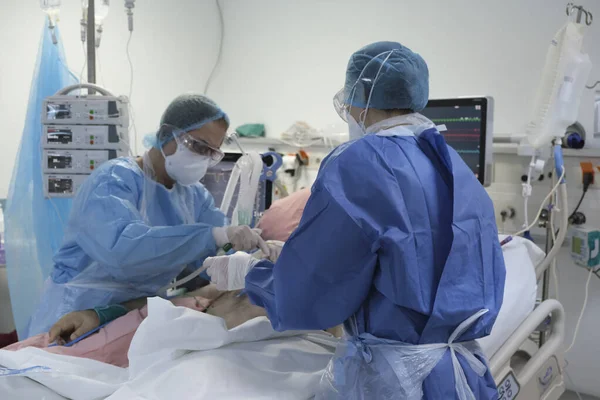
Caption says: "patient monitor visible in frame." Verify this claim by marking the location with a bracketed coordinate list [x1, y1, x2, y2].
[421, 96, 494, 187]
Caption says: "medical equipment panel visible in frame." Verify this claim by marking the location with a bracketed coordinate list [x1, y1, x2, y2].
[42, 125, 126, 150]
[41, 90, 129, 198]
[41, 88, 130, 198]
[571, 226, 600, 270]
[421, 97, 494, 186]
[43, 174, 88, 198]
[42, 149, 118, 173]
[42, 95, 129, 126]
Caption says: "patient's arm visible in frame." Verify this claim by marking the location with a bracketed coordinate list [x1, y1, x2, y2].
[48, 295, 151, 344]
[195, 286, 342, 336]
[48, 310, 101, 344]
[48, 241, 340, 340]
[49, 283, 342, 342]
[47, 282, 253, 342]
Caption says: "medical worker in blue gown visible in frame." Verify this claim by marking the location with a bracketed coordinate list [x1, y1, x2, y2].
[26, 94, 269, 338]
[204, 42, 506, 399]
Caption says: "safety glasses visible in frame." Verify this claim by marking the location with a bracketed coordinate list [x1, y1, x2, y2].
[176, 132, 224, 164]
[333, 50, 396, 125]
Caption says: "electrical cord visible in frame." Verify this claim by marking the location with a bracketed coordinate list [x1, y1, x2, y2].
[586, 80, 600, 89]
[564, 366, 584, 400]
[79, 43, 87, 94]
[126, 31, 138, 155]
[565, 268, 594, 353]
[551, 173, 592, 240]
[204, 0, 224, 95]
[562, 269, 594, 400]
[569, 190, 587, 219]
[567, 172, 593, 225]
[126, 32, 134, 103]
[97, 48, 107, 88]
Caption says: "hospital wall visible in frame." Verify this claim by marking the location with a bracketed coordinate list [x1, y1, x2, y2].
[0, 0, 600, 395]
[1, 0, 599, 197]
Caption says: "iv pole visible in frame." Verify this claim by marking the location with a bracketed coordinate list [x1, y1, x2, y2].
[539, 2, 593, 348]
[86, 0, 96, 89]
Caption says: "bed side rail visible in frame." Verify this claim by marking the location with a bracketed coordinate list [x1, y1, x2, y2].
[489, 299, 565, 382]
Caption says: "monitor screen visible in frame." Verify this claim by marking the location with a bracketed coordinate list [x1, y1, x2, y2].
[420, 97, 493, 186]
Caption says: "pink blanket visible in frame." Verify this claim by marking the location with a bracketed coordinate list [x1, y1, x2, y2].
[257, 188, 311, 242]
[4, 296, 211, 368]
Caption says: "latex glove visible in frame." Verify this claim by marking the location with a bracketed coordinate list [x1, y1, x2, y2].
[48, 310, 100, 344]
[205, 251, 258, 291]
[251, 240, 283, 262]
[265, 240, 284, 262]
[213, 226, 270, 256]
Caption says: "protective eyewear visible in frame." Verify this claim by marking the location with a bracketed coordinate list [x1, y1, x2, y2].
[333, 88, 350, 122]
[176, 132, 224, 164]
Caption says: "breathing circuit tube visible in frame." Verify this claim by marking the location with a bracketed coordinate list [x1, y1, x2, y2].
[157, 265, 209, 295]
[535, 145, 569, 279]
[157, 244, 233, 295]
[159, 153, 265, 295]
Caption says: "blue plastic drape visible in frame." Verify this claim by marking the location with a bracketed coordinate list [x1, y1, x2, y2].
[5, 22, 78, 338]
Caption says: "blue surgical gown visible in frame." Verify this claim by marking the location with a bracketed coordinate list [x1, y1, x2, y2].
[246, 129, 506, 399]
[26, 157, 225, 338]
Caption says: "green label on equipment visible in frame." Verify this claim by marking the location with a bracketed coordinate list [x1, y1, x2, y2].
[588, 231, 600, 267]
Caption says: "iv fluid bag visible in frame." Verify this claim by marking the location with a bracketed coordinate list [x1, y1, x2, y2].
[40, 0, 61, 24]
[525, 22, 592, 150]
[82, 0, 110, 23]
[40, 0, 61, 13]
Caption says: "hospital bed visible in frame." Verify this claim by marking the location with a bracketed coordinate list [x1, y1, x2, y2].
[485, 236, 566, 400]
[0, 236, 565, 400]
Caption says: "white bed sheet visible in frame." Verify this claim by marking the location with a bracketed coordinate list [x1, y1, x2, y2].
[0, 235, 544, 399]
[0, 346, 128, 399]
[0, 374, 66, 400]
[478, 235, 544, 358]
[0, 297, 337, 400]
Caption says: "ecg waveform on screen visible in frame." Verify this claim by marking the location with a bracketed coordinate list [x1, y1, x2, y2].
[421, 105, 484, 177]
[441, 129, 480, 140]
[431, 117, 481, 123]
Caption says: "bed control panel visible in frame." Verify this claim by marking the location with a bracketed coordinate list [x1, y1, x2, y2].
[497, 371, 520, 400]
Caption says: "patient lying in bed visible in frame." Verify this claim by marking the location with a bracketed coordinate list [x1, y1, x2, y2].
[5, 284, 270, 367]
[4, 189, 334, 367]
